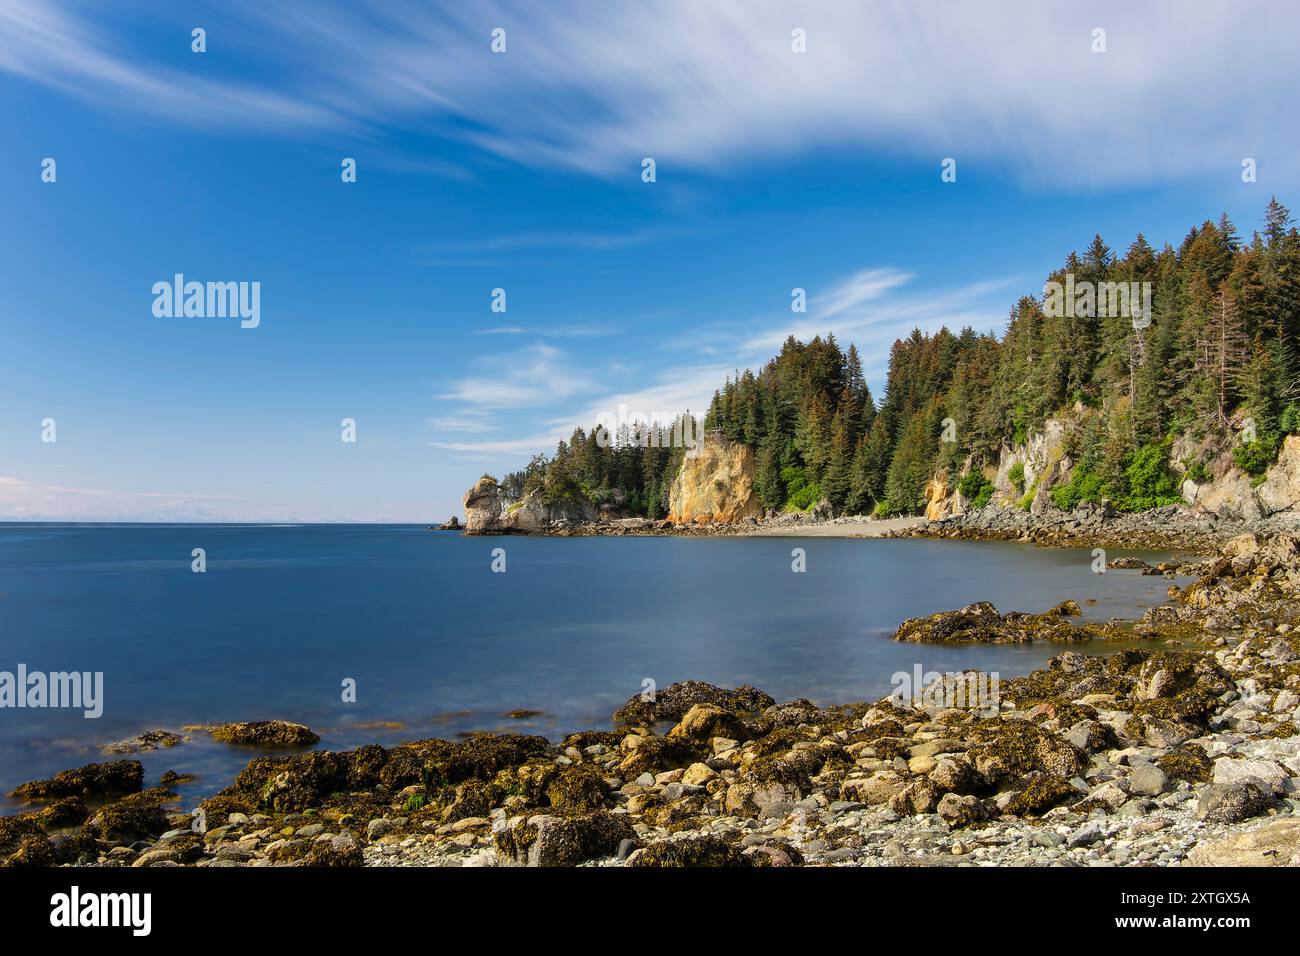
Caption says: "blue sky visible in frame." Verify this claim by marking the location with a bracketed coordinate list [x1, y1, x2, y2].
[2, 0, 1297, 521]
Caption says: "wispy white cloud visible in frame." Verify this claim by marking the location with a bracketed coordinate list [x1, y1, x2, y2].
[421, 227, 684, 257]
[426, 264, 1010, 457]
[430, 343, 597, 445]
[474, 324, 613, 338]
[3, 1, 1296, 185]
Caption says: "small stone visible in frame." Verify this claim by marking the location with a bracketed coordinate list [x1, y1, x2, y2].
[1128, 763, 1168, 796]
[682, 762, 717, 786]
[1068, 821, 1104, 848]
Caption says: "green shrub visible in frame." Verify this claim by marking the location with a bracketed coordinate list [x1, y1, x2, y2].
[1122, 442, 1182, 510]
[1007, 462, 1025, 494]
[785, 480, 822, 511]
[872, 500, 894, 518]
[1050, 466, 1105, 510]
[1281, 403, 1300, 435]
[781, 466, 807, 496]
[957, 471, 994, 508]
[1234, 434, 1280, 477]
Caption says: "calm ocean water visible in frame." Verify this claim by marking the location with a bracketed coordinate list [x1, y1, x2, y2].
[0, 523, 1186, 809]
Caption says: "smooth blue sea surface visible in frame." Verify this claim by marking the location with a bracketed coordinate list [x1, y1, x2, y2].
[0, 523, 1188, 809]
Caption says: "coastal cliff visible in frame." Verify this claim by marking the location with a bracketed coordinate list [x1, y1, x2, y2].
[462, 475, 598, 534]
[923, 410, 1300, 525]
[666, 431, 763, 525]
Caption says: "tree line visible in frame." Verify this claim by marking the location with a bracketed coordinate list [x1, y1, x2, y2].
[504, 198, 1300, 517]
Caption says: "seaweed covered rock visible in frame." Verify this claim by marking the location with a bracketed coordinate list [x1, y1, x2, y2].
[421, 733, 553, 788]
[892, 602, 1113, 644]
[10, 759, 144, 800]
[1196, 782, 1274, 825]
[0, 814, 48, 863]
[194, 793, 257, 830]
[101, 730, 185, 755]
[543, 764, 610, 813]
[617, 735, 709, 777]
[893, 602, 1003, 643]
[132, 834, 204, 867]
[37, 796, 89, 828]
[82, 789, 173, 844]
[494, 811, 634, 866]
[667, 703, 754, 743]
[761, 698, 834, 728]
[233, 750, 349, 812]
[613, 680, 775, 726]
[439, 779, 498, 822]
[631, 835, 752, 867]
[967, 720, 1084, 784]
[936, 792, 992, 828]
[304, 831, 364, 867]
[1, 834, 56, 867]
[1156, 744, 1214, 783]
[1001, 773, 1077, 816]
[1004, 648, 1232, 732]
[210, 720, 320, 747]
[1132, 655, 1234, 722]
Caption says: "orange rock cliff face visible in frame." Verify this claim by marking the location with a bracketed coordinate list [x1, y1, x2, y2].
[666, 431, 764, 524]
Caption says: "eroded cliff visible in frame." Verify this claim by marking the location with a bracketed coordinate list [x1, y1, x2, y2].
[666, 431, 763, 524]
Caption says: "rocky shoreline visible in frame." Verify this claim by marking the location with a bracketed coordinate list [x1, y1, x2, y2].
[4, 532, 1300, 868]
[892, 502, 1300, 552]
[458, 476, 1300, 550]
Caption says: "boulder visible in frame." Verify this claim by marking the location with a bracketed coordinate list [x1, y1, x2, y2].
[630, 836, 750, 867]
[100, 730, 184, 755]
[494, 811, 633, 866]
[1212, 757, 1289, 794]
[304, 831, 364, 867]
[210, 720, 319, 747]
[10, 759, 144, 799]
[1128, 762, 1169, 797]
[613, 680, 774, 725]
[936, 793, 991, 828]
[724, 777, 804, 819]
[82, 790, 172, 843]
[839, 771, 907, 806]
[1186, 819, 1300, 867]
[893, 602, 1003, 643]
[1196, 782, 1273, 825]
[667, 704, 752, 743]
